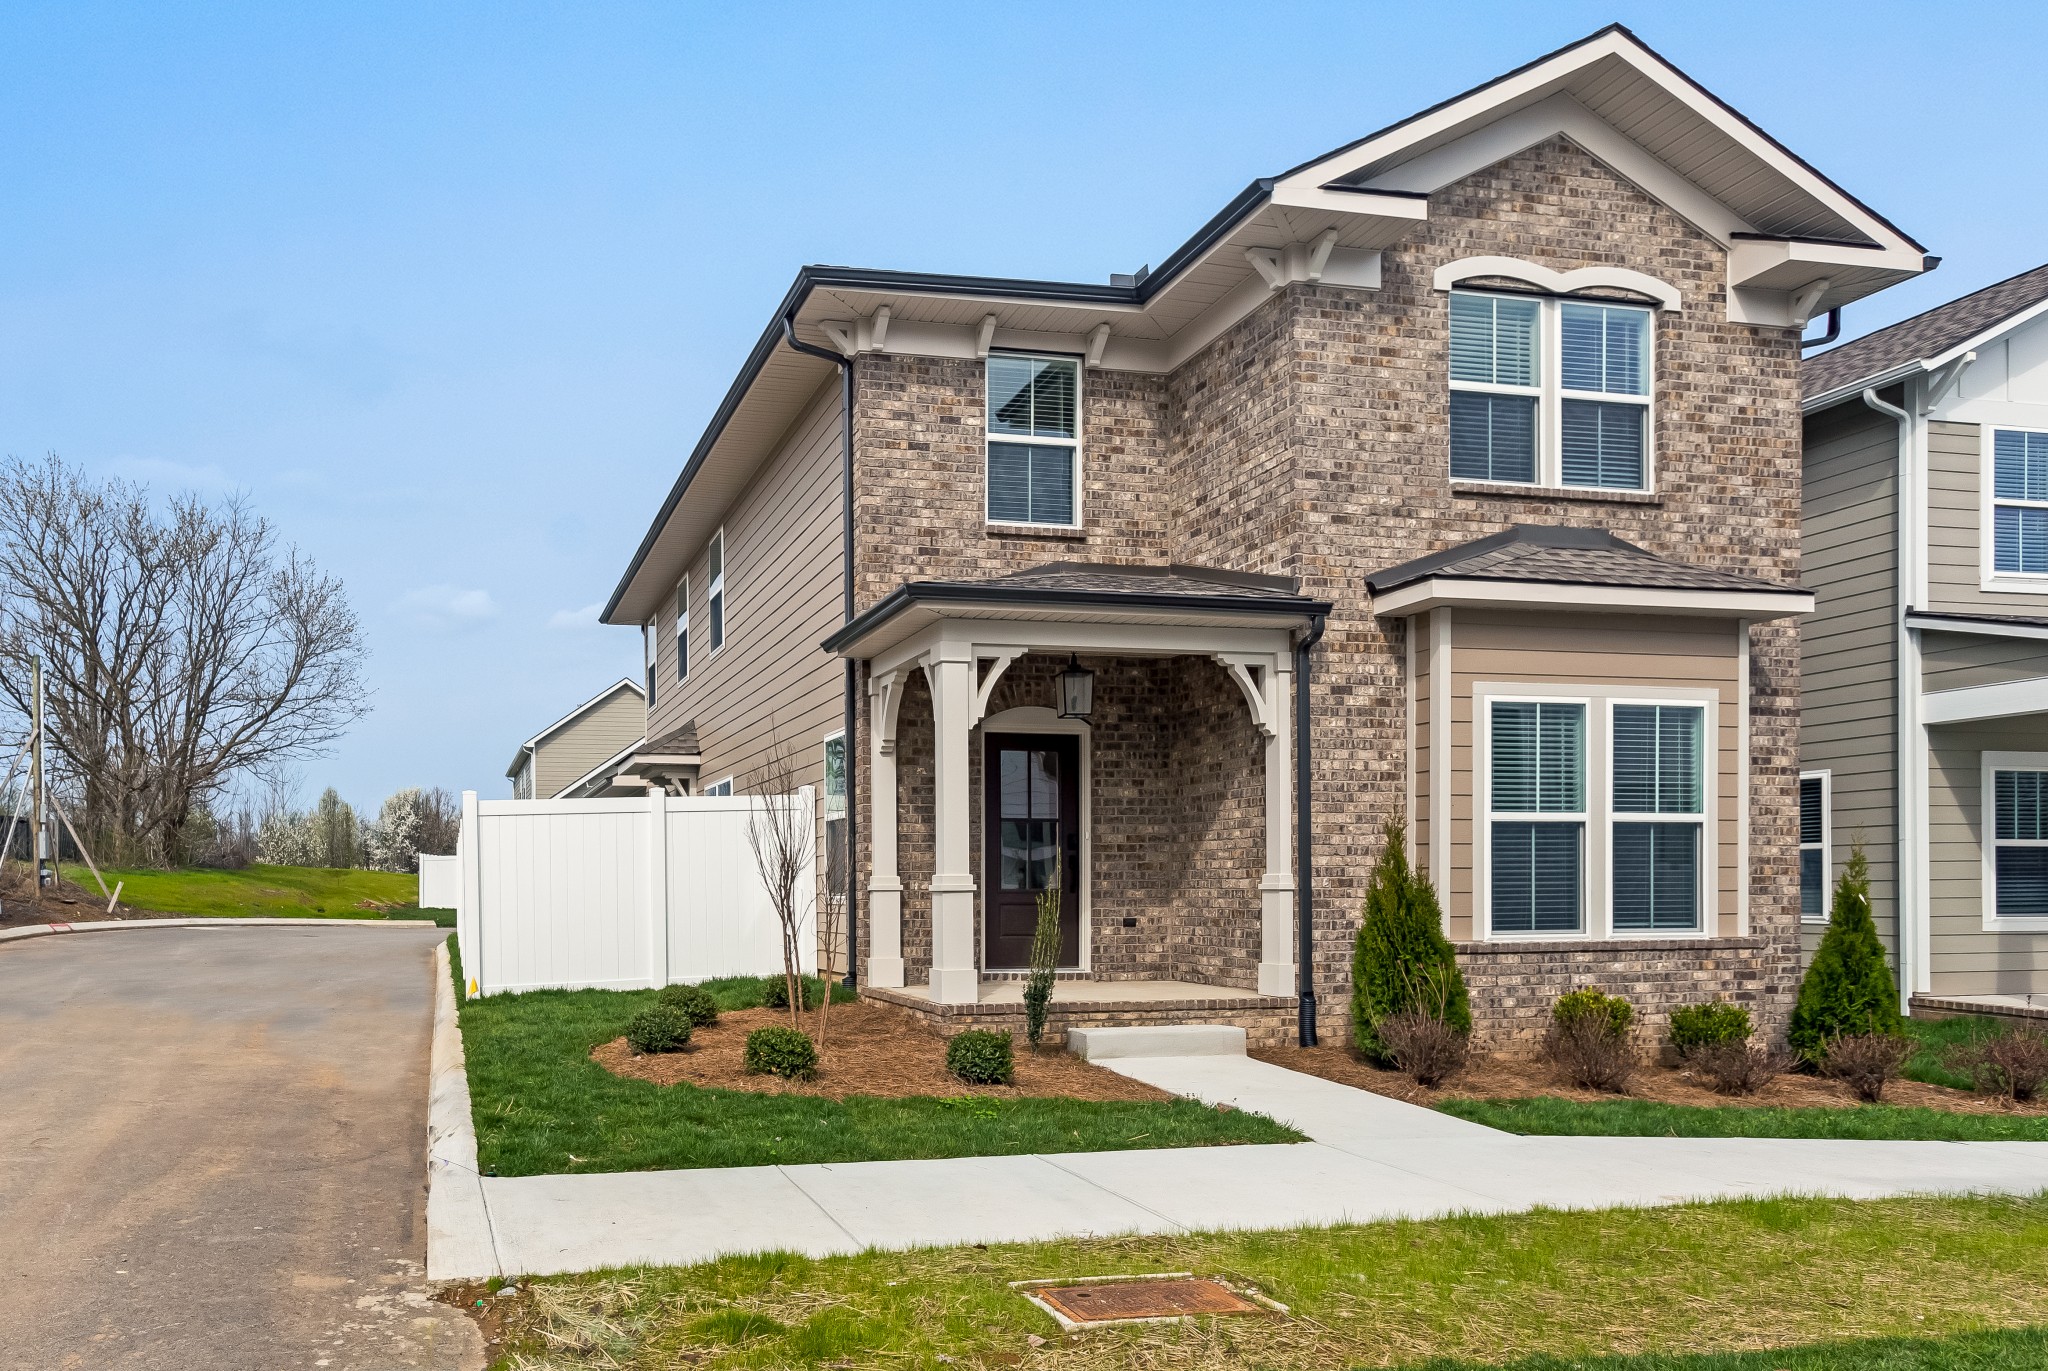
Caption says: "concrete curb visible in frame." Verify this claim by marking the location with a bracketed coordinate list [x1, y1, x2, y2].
[0, 916, 441, 946]
[426, 937, 502, 1282]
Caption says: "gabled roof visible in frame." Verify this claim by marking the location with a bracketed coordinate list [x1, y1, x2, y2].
[604, 25, 1929, 627]
[1803, 263, 2048, 411]
[1366, 524, 1812, 618]
[505, 677, 646, 778]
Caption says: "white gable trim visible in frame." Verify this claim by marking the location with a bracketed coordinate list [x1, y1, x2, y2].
[1434, 255, 1680, 311]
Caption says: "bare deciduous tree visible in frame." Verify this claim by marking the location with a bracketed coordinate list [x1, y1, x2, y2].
[745, 731, 822, 1038]
[0, 455, 369, 865]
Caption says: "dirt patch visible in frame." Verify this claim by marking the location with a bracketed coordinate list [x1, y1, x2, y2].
[436, 1280, 530, 1364]
[1253, 1044, 2048, 1116]
[0, 864, 163, 929]
[594, 1000, 1173, 1102]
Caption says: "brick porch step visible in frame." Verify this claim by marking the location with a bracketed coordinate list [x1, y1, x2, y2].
[1065, 1025, 1247, 1060]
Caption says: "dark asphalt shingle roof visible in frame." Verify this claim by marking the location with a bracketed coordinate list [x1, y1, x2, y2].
[1367, 525, 1798, 595]
[958, 562, 1304, 599]
[636, 722, 700, 757]
[1803, 262, 2048, 402]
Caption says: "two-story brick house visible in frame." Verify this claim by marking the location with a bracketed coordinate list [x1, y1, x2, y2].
[601, 26, 1931, 1047]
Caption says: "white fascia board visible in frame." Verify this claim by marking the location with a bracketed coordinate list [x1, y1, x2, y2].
[1803, 299, 2048, 415]
[1268, 182, 1430, 222]
[1905, 612, 2048, 643]
[1924, 296, 2048, 373]
[1369, 577, 1814, 619]
[1923, 676, 2048, 726]
[1801, 360, 1926, 414]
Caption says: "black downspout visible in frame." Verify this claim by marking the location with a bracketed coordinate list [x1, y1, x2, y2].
[1294, 613, 1327, 1047]
[781, 314, 859, 989]
[1799, 308, 1842, 351]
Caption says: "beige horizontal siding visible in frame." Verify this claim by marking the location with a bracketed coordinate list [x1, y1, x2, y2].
[1922, 632, 2048, 692]
[1798, 400, 1898, 961]
[1927, 714, 2048, 996]
[533, 685, 646, 798]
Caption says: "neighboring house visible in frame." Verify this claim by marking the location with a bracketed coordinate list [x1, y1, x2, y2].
[1801, 264, 2048, 1012]
[506, 678, 647, 799]
[601, 25, 1930, 1045]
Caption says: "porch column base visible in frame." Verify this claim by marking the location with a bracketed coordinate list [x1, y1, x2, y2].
[866, 879, 904, 988]
[929, 875, 979, 1005]
[1258, 877, 1296, 999]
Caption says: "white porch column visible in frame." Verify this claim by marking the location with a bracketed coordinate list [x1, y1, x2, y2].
[1258, 655, 1297, 998]
[926, 644, 980, 1004]
[866, 670, 906, 988]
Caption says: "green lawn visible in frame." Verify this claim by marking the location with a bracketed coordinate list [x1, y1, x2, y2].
[64, 862, 429, 920]
[1904, 1013, 2010, 1090]
[496, 1193, 2048, 1369]
[1437, 1095, 2048, 1141]
[449, 940, 1300, 1175]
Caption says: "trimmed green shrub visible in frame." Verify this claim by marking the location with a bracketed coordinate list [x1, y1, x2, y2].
[764, 975, 820, 1011]
[946, 1029, 1016, 1086]
[1669, 1001, 1752, 1052]
[1351, 822, 1470, 1062]
[656, 983, 721, 1028]
[625, 1003, 693, 1054]
[743, 1025, 818, 1080]
[1553, 988, 1633, 1039]
[1789, 846, 1903, 1063]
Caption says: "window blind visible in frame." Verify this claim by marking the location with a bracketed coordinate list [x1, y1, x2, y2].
[1560, 303, 1649, 395]
[1450, 392, 1537, 482]
[1613, 823, 1700, 930]
[987, 441, 1075, 525]
[1799, 774, 1825, 919]
[1560, 399, 1645, 488]
[1450, 293, 1539, 386]
[1995, 506, 2048, 575]
[1492, 701, 1584, 812]
[989, 356, 1077, 439]
[1491, 822, 1583, 933]
[1994, 767, 2048, 919]
[1997, 770, 2048, 842]
[1490, 701, 1585, 933]
[1995, 430, 2048, 501]
[1613, 705, 1702, 814]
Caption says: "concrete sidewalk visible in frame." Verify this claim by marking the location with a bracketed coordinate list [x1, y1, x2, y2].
[440, 1049, 2048, 1279]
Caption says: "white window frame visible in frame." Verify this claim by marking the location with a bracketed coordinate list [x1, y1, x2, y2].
[984, 350, 1083, 531]
[1799, 769, 1832, 924]
[675, 575, 690, 683]
[1479, 694, 1591, 940]
[706, 528, 727, 656]
[1982, 751, 2048, 931]
[1449, 288, 1656, 493]
[1982, 426, 2048, 589]
[1473, 682, 1720, 942]
[702, 776, 734, 797]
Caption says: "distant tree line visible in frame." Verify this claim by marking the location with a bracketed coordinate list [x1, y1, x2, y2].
[254, 785, 459, 872]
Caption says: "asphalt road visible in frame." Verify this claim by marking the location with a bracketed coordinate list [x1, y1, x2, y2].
[0, 924, 483, 1370]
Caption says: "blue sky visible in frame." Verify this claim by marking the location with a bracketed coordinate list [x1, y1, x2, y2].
[3, 1, 2042, 811]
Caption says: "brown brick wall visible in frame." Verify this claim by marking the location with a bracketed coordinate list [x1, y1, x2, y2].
[852, 133, 1804, 1043]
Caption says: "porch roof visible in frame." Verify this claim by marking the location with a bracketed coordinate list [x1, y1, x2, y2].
[824, 562, 1333, 659]
[1366, 524, 1814, 618]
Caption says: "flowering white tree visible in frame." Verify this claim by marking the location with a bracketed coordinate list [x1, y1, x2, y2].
[257, 808, 319, 866]
[364, 788, 430, 872]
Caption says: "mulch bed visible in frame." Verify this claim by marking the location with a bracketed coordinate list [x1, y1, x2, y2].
[593, 1000, 1174, 1102]
[1252, 1044, 2048, 1116]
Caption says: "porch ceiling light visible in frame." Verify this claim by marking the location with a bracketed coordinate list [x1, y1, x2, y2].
[1057, 654, 1095, 720]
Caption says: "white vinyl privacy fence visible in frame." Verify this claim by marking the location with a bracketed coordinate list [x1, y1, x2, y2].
[418, 853, 459, 910]
[453, 789, 815, 997]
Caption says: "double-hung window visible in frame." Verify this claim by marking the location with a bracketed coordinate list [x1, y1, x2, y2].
[706, 529, 726, 654]
[1800, 772, 1830, 921]
[1611, 704, 1705, 931]
[703, 777, 733, 797]
[1488, 700, 1587, 934]
[823, 731, 848, 901]
[1990, 763, 2048, 919]
[1450, 290, 1652, 491]
[1991, 429, 2048, 577]
[675, 577, 690, 682]
[642, 621, 657, 708]
[986, 353, 1079, 526]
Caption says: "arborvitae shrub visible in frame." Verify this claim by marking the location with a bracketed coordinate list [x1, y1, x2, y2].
[1350, 823, 1470, 1062]
[656, 983, 721, 1028]
[945, 1029, 1016, 1086]
[1789, 847, 1903, 1063]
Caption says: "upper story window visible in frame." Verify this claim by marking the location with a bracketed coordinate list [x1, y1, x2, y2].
[1450, 290, 1652, 491]
[1800, 772, 1830, 921]
[707, 529, 726, 654]
[986, 353, 1079, 527]
[642, 622, 657, 709]
[1991, 429, 2048, 577]
[675, 576, 690, 681]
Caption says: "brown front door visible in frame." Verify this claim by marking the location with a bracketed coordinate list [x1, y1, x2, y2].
[983, 733, 1081, 969]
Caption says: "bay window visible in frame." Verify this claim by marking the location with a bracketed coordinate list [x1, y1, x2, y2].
[1611, 703, 1705, 932]
[987, 353, 1080, 526]
[1487, 700, 1586, 934]
[1450, 290, 1651, 491]
[1991, 429, 2048, 577]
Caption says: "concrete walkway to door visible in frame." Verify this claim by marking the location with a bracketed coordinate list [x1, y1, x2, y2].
[448, 1044, 2048, 1279]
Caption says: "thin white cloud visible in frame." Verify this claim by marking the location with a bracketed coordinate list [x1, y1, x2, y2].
[108, 454, 236, 491]
[547, 601, 607, 631]
[396, 584, 499, 632]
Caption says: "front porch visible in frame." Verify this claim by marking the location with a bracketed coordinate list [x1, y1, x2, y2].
[826, 563, 1333, 1044]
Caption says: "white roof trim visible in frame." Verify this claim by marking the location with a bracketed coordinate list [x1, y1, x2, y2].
[1805, 294, 2048, 413]
[1924, 677, 2048, 726]
[1435, 256, 1680, 311]
[1904, 611, 2048, 643]
[1372, 577, 1813, 618]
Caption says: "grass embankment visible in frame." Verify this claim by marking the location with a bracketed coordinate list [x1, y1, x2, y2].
[1438, 1017, 2045, 1141]
[493, 1193, 2048, 1369]
[449, 941, 1299, 1175]
[61, 862, 444, 923]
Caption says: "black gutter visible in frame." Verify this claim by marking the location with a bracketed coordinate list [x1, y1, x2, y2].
[1800, 308, 1842, 351]
[781, 314, 860, 991]
[822, 582, 1335, 655]
[1294, 613, 1328, 1047]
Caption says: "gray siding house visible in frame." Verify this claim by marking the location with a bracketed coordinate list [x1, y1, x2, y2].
[1802, 264, 2048, 1011]
[505, 678, 647, 799]
[602, 26, 1930, 1046]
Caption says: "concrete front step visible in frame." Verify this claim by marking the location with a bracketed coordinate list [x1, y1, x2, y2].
[1065, 1024, 1247, 1060]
